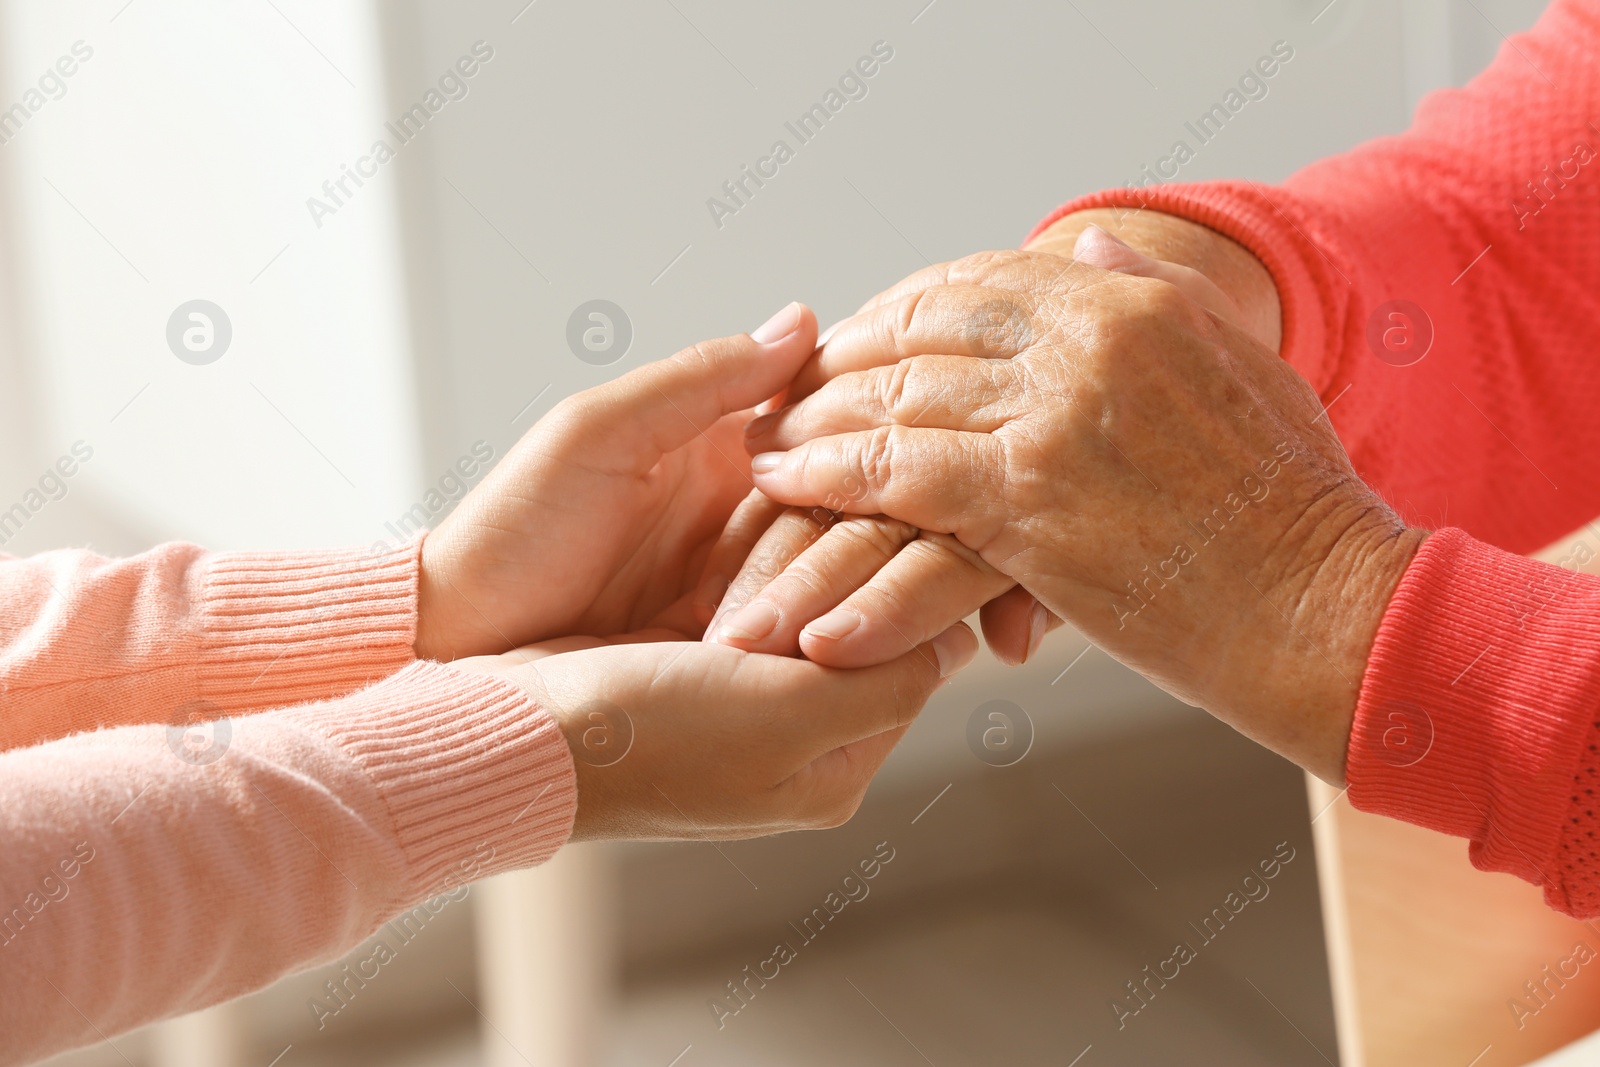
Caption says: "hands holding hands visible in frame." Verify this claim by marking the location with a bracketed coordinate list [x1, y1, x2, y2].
[412, 301, 975, 842]
[710, 213, 1424, 786]
[410, 206, 1422, 853]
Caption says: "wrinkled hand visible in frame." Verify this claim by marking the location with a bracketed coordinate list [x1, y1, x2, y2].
[697, 487, 1019, 667]
[701, 222, 1271, 669]
[414, 303, 817, 661]
[451, 623, 977, 840]
[738, 242, 1424, 783]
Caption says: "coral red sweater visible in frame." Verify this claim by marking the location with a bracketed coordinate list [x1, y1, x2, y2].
[1036, 0, 1600, 915]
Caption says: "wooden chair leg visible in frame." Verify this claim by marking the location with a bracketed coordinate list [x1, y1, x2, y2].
[472, 846, 617, 1067]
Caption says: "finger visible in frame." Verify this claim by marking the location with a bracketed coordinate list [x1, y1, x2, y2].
[746, 355, 1018, 453]
[789, 285, 1038, 400]
[711, 514, 921, 654]
[766, 622, 978, 751]
[560, 302, 818, 466]
[798, 531, 1015, 669]
[1073, 225, 1249, 334]
[692, 489, 791, 625]
[978, 585, 1065, 666]
[704, 504, 840, 639]
[791, 248, 1089, 401]
[750, 427, 1006, 541]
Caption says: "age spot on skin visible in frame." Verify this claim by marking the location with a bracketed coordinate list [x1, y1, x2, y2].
[962, 297, 1034, 358]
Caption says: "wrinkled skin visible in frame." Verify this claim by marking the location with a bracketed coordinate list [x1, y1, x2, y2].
[723, 227, 1423, 784]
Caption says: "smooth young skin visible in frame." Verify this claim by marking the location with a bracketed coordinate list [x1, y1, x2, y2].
[414, 306, 981, 839]
[415, 302, 819, 661]
[733, 228, 1424, 784]
[452, 627, 975, 841]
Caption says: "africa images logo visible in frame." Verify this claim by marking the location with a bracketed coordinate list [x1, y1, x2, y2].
[165, 700, 230, 766]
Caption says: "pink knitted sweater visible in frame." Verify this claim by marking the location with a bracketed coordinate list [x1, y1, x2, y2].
[0, 541, 577, 1065]
[1036, 0, 1600, 916]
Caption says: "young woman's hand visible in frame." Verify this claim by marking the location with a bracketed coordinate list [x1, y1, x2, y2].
[414, 303, 817, 661]
[450, 623, 977, 840]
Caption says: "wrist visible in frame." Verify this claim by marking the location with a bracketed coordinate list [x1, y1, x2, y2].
[1225, 487, 1427, 785]
[1026, 208, 1282, 352]
[415, 531, 490, 662]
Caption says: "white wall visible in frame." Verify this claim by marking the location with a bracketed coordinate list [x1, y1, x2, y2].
[0, 0, 418, 555]
[0, 0, 1551, 557]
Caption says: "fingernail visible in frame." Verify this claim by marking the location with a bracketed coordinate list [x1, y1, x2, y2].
[1084, 223, 1131, 248]
[745, 412, 777, 439]
[693, 573, 729, 610]
[750, 451, 785, 474]
[932, 628, 978, 678]
[1076, 225, 1144, 271]
[804, 608, 862, 642]
[1025, 603, 1049, 662]
[816, 317, 846, 348]
[751, 301, 802, 344]
[719, 601, 780, 642]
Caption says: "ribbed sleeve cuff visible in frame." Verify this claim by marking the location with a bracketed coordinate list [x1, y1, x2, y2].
[282, 661, 577, 897]
[196, 541, 422, 714]
[1026, 181, 1347, 395]
[1347, 528, 1600, 886]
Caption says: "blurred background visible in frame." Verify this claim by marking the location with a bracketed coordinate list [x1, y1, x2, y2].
[2, 0, 1552, 1064]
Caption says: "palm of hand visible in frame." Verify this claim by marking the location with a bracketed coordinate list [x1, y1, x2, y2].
[423, 413, 755, 657]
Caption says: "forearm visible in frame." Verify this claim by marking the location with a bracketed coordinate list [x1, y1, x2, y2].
[0, 542, 421, 752]
[0, 662, 576, 1065]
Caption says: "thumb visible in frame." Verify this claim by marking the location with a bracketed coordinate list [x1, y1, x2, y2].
[1073, 225, 1251, 334]
[569, 302, 818, 460]
[1073, 223, 1155, 273]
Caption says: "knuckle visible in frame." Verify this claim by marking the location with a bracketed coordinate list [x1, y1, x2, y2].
[892, 667, 928, 729]
[544, 393, 583, 428]
[541, 394, 596, 443]
[684, 339, 724, 368]
[836, 516, 917, 558]
[679, 340, 735, 405]
[858, 425, 898, 492]
[950, 248, 1019, 284]
[854, 570, 916, 622]
[767, 561, 831, 605]
[1086, 276, 1218, 374]
[1140, 276, 1201, 321]
[894, 290, 930, 355]
[879, 358, 916, 420]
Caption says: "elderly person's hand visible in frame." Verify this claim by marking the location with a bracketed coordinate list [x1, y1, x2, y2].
[730, 230, 1426, 784]
[699, 213, 1279, 668]
[414, 303, 817, 661]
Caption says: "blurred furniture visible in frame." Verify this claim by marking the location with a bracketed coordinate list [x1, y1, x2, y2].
[1310, 528, 1600, 1067]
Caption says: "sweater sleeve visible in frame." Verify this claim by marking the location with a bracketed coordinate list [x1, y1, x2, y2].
[0, 541, 421, 753]
[1342, 529, 1600, 916]
[1031, 0, 1600, 554]
[0, 661, 578, 1067]
[1029, 0, 1600, 914]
